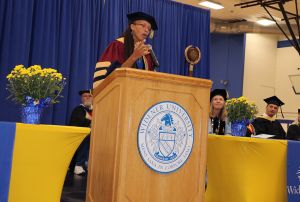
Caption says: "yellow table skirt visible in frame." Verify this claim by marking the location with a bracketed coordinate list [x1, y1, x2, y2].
[205, 135, 287, 202]
[8, 123, 90, 202]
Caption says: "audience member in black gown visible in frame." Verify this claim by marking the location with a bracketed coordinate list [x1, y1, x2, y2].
[208, 89, 231, 135]
[69, 89, 93, 175]
[287, 109, 300, 140]
[246, 95, 286, 139]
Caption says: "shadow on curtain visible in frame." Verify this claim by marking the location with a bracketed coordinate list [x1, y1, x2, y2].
[0, 0, 210, 125]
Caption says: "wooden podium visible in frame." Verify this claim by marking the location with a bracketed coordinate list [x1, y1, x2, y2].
[86, 68, 212, 202]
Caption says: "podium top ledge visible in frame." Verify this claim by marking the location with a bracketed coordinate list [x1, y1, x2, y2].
[94, 67, 212, 95]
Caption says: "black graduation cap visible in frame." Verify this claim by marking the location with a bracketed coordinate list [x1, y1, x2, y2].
[127, 12, 158, 30]
[78, 89, 92, 95]
[263, 96, 284, 106]
[210, 89, 228, 101]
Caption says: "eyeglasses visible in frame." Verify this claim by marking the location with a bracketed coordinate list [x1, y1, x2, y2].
[134, 23, 151, 32]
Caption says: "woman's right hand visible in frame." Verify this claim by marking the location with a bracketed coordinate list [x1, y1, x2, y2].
[132, 41, 150, 60]
[122, 41, 151, 68]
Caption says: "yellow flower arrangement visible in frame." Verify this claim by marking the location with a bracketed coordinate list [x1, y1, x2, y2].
[6, 64, 66, 105]
[226, 96, 258, 123]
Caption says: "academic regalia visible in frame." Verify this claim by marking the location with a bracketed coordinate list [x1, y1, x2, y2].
[287, 123, 300, 140]
[208, 89, 231, 135]
[69, 89, 92, 127]
[210, 89, 228, 101]
[93, 37, 155, 87]
[287, 108, 300, 140]
[69, 104, 92, 170]
[247, 96, 286, 139]
[79, 89, 93, 96]
[209, 117, 226, 135]
[69, 104, 91, 171]
[69, 90, 93, 171]
[263, 95, 284, 107]
[98, 37, 154, 71]
[250, 116, 286, 139]
[69, 104, 92, 127]
[93, 12, 158, 88]
[127, 12, 158, 30]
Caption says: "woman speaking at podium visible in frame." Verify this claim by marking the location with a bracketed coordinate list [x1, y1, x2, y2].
[93, 12, 158, 89]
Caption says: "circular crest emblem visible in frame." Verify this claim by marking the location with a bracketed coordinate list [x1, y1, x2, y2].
[137, 101, 194, 173]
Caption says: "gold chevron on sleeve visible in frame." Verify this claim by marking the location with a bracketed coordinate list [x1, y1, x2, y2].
[96, 61, 111, 68]
[116, 37, 124, 43]
[94, 69, 107, 78]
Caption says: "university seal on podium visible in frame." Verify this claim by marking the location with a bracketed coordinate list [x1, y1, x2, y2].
[137, 101, 194, 173]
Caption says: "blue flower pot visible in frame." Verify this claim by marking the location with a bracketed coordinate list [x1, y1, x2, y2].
[21, 105, 43, 124]
[231, 120, 248, 137]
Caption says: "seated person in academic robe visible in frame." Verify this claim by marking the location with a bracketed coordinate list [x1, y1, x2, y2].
[208, 89, 231, 135]
[69, 89, 93, 175]
[93, 12, 158, 89]
[287, 109, 300, 140]
[246, 95, 286, 139]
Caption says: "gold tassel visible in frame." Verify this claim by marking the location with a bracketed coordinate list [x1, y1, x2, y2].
[149, 30, 154, 39]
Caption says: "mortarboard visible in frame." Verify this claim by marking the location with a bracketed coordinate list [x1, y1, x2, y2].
[263, 96, 284, 106]
[127, 12, 158, 30]
[79, 89, 92, 96]
[210, 89, 228, 101]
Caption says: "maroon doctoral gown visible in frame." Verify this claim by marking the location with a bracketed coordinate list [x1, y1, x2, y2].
[93, 37, 154, 88]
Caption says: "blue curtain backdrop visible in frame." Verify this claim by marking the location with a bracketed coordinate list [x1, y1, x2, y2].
[210, 33, 246, 98]
[0, 0, 210, 125]
[0, 0, 103, 124]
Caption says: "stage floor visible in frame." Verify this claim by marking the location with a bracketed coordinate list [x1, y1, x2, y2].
[61, 171, 87, 202]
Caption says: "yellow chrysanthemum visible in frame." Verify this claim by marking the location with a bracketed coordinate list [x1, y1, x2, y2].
[6, 64, 66, 105]
[226, 96, 258, 122]
[6, 74, 13, 79]
[13, 64, 24, 71]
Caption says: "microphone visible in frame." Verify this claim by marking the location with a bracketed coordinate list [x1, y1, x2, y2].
[148, 45, 159, 67]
